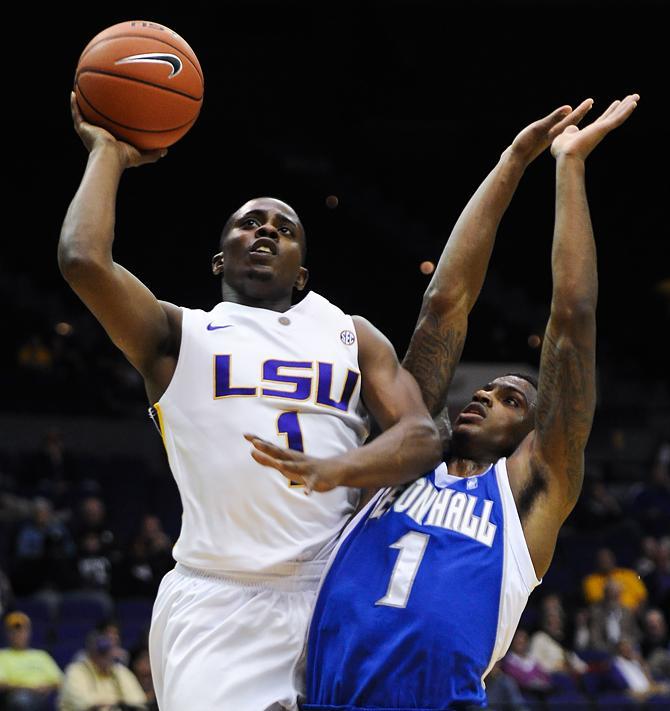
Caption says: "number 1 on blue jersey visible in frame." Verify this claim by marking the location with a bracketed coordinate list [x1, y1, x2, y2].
[376, 531, 430, 608]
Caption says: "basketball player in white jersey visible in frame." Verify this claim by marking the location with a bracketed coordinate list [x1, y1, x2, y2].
[247, 95, 640, 708]
[59, 93, 441, 710]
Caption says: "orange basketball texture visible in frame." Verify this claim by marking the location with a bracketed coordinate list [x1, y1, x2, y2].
[74, 20, 204, 150]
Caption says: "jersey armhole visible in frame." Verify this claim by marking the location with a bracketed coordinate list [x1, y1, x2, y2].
[155, 306, 190, 409]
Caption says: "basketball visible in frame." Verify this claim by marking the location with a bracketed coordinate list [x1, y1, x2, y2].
[74, 20, 204, 150]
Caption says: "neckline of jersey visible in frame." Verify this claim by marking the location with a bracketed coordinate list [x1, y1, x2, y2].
[214, 290, 320, 316]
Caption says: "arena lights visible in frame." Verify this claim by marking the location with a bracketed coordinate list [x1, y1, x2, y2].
[55, 322, 73, 336]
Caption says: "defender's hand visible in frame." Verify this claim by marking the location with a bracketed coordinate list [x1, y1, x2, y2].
[506, 99, 594, 166]
[244, 434, 343, 493]
[551, 93, 639, 162]
[71, 91, 166, 168]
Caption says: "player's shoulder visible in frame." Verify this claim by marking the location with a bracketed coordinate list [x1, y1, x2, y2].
[293, 290, 353, 321]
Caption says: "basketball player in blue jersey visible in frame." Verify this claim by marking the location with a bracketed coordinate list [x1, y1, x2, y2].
[58, 94, 441, 710]
[247, 94, 640, 709]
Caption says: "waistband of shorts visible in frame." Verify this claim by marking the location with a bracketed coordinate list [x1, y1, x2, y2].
[174, 560, 325, 591]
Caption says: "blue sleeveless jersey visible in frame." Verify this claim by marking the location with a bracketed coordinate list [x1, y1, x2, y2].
[303, 458, 540, 711]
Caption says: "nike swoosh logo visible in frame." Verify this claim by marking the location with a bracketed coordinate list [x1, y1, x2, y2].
[115, 53, 183, 78]
[207, 323, 234, 331]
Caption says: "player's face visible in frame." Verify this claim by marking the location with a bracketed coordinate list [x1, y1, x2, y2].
[212, 198, 308, 301]
[452, 376, 536, 459]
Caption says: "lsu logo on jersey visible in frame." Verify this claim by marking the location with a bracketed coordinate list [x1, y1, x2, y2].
[213, 355, 360, 412]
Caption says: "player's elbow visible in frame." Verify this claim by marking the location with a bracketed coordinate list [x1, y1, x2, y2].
[549, 299, 596, 337]
[58, 241, 108, 285]
[422, 285, 469, 320]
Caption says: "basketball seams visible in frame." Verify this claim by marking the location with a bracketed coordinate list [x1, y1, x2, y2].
[79, 33, 204, 84]
[76, 83, 199, 134]
[76, 68, 204, 102]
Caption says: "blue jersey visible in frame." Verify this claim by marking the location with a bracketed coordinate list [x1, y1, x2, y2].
[303, 458, 540, 710]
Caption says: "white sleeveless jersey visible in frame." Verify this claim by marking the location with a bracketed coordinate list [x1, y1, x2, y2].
[152, 291, 369, 574]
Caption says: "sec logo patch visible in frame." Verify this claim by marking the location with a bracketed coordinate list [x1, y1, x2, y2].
[340, 330, 356, 346]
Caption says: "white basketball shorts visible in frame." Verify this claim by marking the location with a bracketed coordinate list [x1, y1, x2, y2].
[149, 562, 322, 710]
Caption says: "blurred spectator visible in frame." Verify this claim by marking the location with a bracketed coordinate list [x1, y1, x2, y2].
[573, 476, 624, 534]
[69, 496, 117, 557]
[16, 336, 52, 372]
[22, 429, 75, 504]
[128, 646, 157, 711]
[0, 492, 32, 528]
[529, 609, 588, 676]
[58, 629, 147, 711]
[582, 547, 648, 612]
[72, 532, 113, 593]
[572, 608, 591, 652]
[643, 537, 670, 610]
[627, 440, 670, 537]
[11, 497, 75, 595]
[74, 619, 129, 667]
[640, 608, 670, 681]
[500, 629, 553, 697]
[0, 569, 14, 620]
[484, 661, 530, 711]
[0, 611, 62, 710]
[612, 637, 670, 701]
[589, 579, 642, 653]
[636, 536, 660, 578]
[113, 515, 173, 599]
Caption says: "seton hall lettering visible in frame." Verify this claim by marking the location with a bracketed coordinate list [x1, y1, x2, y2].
[214, 356, 360, 412]
[371, 477, 498, 547]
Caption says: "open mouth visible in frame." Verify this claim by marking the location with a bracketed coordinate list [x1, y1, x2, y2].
[249, 238, 278, 256]
[460, 402, 487, 419]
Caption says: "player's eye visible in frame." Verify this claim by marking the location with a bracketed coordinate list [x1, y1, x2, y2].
[279, 226, 293, 235]
[243, 218, 260, 228]
[504, 397, 519, 407]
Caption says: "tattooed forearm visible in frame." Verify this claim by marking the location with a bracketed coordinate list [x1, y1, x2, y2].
[535, 321, 596, 505]
[402, 307, 466, 417]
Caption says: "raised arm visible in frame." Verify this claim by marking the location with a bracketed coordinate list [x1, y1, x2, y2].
[245, 315, 442, 491]
[509, 94, 640, 575]
[58, 93, 181, 402]
[402, 102, 594, 432]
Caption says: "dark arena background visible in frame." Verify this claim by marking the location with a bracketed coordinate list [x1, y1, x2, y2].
[1, 1, 669, 709]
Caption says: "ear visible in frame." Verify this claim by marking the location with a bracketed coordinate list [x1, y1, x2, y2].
[294, 266, 309, 291]
[212, 252, 224, 276]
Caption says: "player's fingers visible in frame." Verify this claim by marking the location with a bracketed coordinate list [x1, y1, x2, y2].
[545, 105, 573, 125]
[137, 148, 168, 164]
[595, 94, 639, 131]
[550, 99, 594, 136]
[596, 99, 621, 123]
[602, 95, 639, 129]
[248, 448, 313, 493]
[244, 434, 300, 461]
[249, 448, 286, 471]
[70, 92, 83, 125]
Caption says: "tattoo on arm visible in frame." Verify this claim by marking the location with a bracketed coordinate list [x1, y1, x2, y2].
[534, 325, 595, 505]
[402, 308, 466, 418]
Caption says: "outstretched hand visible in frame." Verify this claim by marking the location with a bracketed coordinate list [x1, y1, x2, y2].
[507, 99, 594, 166]
[70, 91, 166, 168]
[551, 93, 639, 161]
[244, 434, 343, 493]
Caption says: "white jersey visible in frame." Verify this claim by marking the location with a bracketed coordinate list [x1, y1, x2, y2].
[152, 290, 369, 574]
